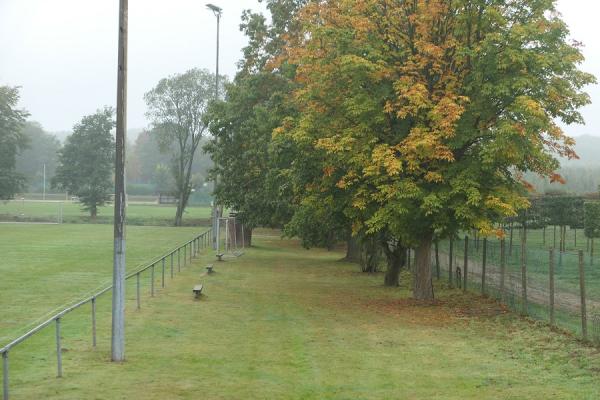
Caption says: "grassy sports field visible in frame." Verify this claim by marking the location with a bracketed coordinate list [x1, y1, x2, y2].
[0, 223, 205, 343]
[2, 231, 600, 399]
[0, 200, 211, 225]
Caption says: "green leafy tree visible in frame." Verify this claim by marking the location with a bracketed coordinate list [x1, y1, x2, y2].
[53, 108, 115, 218]
[15, 121, 60, 192]
[205, 1, 307, 243]
[0, 86, 29, 200]
[144, 68, 222, 226]
[280, 0, 594, 299]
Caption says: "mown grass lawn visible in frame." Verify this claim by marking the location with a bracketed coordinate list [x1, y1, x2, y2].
[0, 201, 211, 225]
[3, 233, 600, 399]
[0, 223, 205, 343]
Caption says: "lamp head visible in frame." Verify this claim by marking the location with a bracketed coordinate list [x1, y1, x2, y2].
[206, 3, 222, 16]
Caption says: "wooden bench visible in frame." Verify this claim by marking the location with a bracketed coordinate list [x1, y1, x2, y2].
[216, 253, 224, 261]
[193, 284, 203, 299]
[206, 264, 214, 274]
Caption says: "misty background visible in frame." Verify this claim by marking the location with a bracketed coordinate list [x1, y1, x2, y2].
[0, 0, 598, 196]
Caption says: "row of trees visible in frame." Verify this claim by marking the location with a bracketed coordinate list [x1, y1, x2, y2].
[1, 68, 220, 225]
[205, 0, 595, 300]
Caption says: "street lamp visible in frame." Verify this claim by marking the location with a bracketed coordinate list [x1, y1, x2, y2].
[207, 3, 221, 250]
[206, 3, 221, 99]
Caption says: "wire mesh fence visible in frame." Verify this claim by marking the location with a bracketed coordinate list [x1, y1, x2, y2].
[433, 234, 600, 343]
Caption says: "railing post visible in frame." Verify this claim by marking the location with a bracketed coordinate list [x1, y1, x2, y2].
[161, 258, 165, 288]
[55, 318, 62, 378]
[136, 272, 141, 310]
[549, 249, 555, 327]
[151, 264, 155, 297]
[178, 248, 181, 270]
[3, 351, 8, 400]
[184, 244, 187, 266]
[579, 250, 588, 340]
[91, 297, 97, 348]
[171, 252, 174, 277]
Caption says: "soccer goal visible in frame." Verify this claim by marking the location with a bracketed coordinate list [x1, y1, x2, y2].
[216, 213, 245, 258]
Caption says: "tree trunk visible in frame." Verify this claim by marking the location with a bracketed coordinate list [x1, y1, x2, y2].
[344, 236, 362, 263]
[91, 206, 97, 220]
[382, 240, 406, 287]
[413, 234, 434, 300]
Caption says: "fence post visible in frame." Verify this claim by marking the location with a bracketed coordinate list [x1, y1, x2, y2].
[463, 236, 468, 292]
[521, 231, 527, 315]
[136, 273, 141, 310]
[3, 351, 8, 400]
[482, 238, 487, 295]
[500, 239, 506, 302]
[91, 297, 97, 348]
[171, 253, 174, 278]
[449, 238, 454, 287]
[178, 248, 181, 270]
[184, 244, 187, 266]
[161, 258, 165, 288]
[151, 264, 155, 297]
[579, 250, 588, 340]
[549, 249, 555, 327]
[434, 241, 440, 280]
[55, 318, 62, 378]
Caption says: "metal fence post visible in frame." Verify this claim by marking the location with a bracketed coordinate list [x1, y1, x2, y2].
[171, 252, 174, 278]
[178, 248, 181, 270]
[55, 318, 62, 378]
[91, 297, 97, 348]
[434, 241, 440, 280]
[521, 232, 527, 315]
[579, 250, 588, 340]
[136, 272, 141, 310]
[500, 239, 506, 302]
[3, 351, 8, 400]
[449, 238, 453, 287]
[549, 249, 555, 327]
[463, 236, 468, 292]
[151, 264, 155, 297]
[161, 258, 165, 288]
[184, 244, 187, 266]
[482, 238, 487, 295]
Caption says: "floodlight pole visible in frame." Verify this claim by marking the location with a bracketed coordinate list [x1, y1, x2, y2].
[111, 0, 128, 362]
[207, 3, 222, 250]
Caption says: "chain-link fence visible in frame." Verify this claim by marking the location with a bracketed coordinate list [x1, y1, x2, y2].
[433, 235, 600, 343]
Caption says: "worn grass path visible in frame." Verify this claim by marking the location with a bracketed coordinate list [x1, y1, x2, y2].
[6, 235, 600, 399]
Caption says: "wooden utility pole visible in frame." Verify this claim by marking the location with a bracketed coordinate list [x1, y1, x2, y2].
[111, 0, 128, 362]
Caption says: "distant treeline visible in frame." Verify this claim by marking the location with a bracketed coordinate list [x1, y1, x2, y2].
[525, 166, 600, 196]
[14, 122, 214, 203]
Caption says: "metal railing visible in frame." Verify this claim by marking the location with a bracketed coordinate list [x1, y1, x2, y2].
[0, 228, 212, 400]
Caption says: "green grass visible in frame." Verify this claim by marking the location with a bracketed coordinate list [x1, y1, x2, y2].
[3, 234, 600, 399]
[0, 201, 211, 225]
[0, 223, 206, 343]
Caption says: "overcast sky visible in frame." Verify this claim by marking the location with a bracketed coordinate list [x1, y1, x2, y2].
[0, 0, 598, 137]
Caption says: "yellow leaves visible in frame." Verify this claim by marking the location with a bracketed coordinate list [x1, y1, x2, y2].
[364, 144, 402, 177]
[424, 171, 443, 183]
